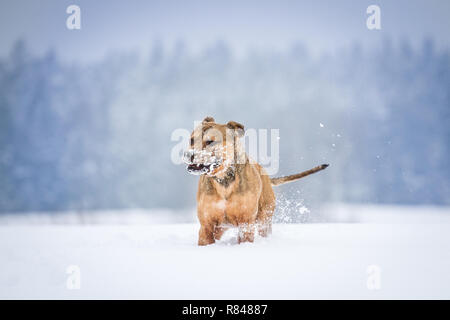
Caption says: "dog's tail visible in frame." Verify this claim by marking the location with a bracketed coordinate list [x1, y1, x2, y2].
[270, 164, 329, 187]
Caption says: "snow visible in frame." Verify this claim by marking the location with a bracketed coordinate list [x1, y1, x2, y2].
[1, 205, 450, 299]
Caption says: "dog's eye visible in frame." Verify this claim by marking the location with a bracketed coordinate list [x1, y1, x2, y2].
[205, 140, 215, 146]
[190, 137, 194, 146]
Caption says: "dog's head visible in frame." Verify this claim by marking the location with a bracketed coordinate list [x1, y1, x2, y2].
[183, 117, 245, 176]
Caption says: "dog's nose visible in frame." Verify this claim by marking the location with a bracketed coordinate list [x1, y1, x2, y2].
[183, 150, 195, 164]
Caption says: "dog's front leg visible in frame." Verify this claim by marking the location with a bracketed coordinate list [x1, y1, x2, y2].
[214, 226, 228, 241]
[256, 215, 273, 237]
[198, 224, 215, 246]
[237, 223, 255, 244]
[257, 221, 272, 237]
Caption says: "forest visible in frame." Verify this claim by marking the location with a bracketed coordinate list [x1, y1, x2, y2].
[0, 38, 448, 212]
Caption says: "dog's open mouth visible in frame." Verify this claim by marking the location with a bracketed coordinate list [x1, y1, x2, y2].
[184, 149, 222, 175]
[187, 161, 223, 175]
[187, 163, 213, 175]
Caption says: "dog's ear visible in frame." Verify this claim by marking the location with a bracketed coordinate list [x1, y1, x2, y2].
[202, 116, 215, 123]
[227, 121, 245, 137]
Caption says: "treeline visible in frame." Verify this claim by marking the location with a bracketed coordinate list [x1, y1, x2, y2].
[0, 39, 448, 212]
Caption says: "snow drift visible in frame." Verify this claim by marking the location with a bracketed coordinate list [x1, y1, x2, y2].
[1, 204, 449, 299]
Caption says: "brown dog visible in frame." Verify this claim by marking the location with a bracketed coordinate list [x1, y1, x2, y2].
[183, 117, 328, 245]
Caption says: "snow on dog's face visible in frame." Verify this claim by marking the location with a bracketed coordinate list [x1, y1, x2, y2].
[183, 117, 245, 176]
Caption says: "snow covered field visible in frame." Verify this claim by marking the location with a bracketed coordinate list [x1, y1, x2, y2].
[1, 205, 450, 299]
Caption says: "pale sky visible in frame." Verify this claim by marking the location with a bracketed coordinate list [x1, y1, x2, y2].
[0, 0, 449, 61]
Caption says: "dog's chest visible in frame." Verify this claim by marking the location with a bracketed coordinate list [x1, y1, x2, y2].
[207, 195, 258, 225]
[211, 199, 227, 212]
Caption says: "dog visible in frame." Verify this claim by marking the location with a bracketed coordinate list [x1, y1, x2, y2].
[183, 117, 328, 245]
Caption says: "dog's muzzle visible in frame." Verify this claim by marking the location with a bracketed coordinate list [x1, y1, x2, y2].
[183, 149, 222, 175]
